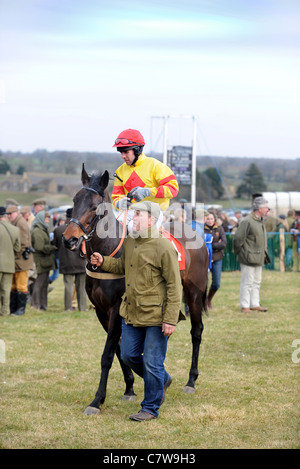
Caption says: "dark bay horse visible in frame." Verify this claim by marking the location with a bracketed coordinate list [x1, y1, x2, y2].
[63, 164, 208, 415]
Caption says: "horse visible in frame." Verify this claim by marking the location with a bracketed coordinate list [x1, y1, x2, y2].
[63, 164, 208, 415]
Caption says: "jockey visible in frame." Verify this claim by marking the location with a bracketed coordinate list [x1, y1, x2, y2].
[112, 128, 179, 230]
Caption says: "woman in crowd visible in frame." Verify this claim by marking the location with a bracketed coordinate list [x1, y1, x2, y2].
[204, 211, 227, 309]
[31, 211, 57, 311]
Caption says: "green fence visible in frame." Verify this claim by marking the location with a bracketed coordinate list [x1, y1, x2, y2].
[222, 233, 299, 272]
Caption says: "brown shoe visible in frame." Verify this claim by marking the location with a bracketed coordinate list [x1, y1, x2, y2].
[129, 410, 156, 421]
[241, 308, 252, 313]
[250, 306, 268, 312]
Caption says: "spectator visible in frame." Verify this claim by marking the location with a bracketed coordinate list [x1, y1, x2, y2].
[31, 211, 57, 311]
[204, 211, 227, 309]
[233, 197, 270, 313]
[286, 209, 295, 230]
[190, 208, 207, 238]
[218, 211, 230, 233]
[6, 205, 34, 316]
[234, 210, 242, 227]
[90, 201, 182, 421]
[0, 207, 21, 316]
[53, 209, 87, 311]
[277, 215, 293, 270]
[229, 216, 239, 233]
[32, 198, 47, 215]
[174, 208, 187, 223]
[20, 205, 35, 227]
[291, 210, 300, 272]
[49, 215, 66, 285]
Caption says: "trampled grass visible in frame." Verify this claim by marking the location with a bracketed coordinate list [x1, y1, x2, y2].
[0, 271, 299, 449]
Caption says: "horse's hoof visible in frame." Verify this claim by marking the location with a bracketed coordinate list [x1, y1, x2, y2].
[183, 386, 195, 394]
[84, 405, 100, 415]
[122, 394, 136, 401]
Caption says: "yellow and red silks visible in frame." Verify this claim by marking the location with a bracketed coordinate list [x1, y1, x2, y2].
[112, 153, 179, 212]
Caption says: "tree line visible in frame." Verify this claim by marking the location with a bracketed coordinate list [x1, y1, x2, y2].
[1, 149, 299, 203]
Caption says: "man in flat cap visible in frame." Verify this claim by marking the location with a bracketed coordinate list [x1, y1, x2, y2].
[32, 199, 47, 215]
[233, 197, 270, 313]
[90, 201, 182, 421]
[6, 205, 34, 315]
[0, 207, 21, 316]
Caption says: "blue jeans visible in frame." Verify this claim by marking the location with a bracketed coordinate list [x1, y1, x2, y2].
[209, 258, 223, 291]
[121, 319, 170, 417]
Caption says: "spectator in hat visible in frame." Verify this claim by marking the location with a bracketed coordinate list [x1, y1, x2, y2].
[0, 207, 21, 316]
[6, 205, 34, 316]
[32, 199, 47, 215]
[52, 208, 87, 311]
[20, 205, 35, 227]
[6, 198, 19, 207]
[31, 211, 57, 311]
[233, 197, 270, 313]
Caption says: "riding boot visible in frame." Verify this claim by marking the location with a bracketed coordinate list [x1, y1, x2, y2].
[13, 292, 28, 316]
[10, 291, 18, 315]
[207, 287, 217, 309]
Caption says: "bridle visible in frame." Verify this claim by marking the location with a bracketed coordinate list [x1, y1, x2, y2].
[70, 186, 127, 260]
[70, 187, 103, 242]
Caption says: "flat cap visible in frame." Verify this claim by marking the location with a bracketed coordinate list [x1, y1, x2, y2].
[6, 205, 18, 214]
[32, 198, 46, 206]
[131, 201, 160, 220]
[0, 206, 7, 216]
[20, 205, 31, 215]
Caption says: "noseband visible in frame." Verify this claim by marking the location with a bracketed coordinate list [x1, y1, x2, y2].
[70, 186, 104, 241]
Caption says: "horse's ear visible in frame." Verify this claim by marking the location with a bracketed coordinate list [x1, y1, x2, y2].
[100, 170, 109, 191]
[81, 163, 90, 186]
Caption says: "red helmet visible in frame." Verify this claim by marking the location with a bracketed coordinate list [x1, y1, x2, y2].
[112, 129, 145, 148]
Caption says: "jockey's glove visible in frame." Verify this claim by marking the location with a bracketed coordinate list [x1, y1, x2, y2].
[130, 187, 151, 202]
[116, 196, 131, 210]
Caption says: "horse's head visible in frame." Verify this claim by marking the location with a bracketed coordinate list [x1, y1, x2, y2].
[63, 164, 110, 251]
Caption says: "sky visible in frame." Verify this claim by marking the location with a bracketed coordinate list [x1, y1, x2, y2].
[0, 0, 299, 159]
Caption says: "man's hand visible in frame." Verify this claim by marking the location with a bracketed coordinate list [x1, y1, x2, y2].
[130, 187, 151, 202]
[162, 323, 176, 337]
[90, 252, 103, 267]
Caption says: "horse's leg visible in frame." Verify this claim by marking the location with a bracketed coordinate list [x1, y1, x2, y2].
[84, 328, 120, 415]
[115, 342, 136, 401]
[183, 288, 205, 394]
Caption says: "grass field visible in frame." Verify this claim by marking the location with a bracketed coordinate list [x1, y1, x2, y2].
[0, 271, 299, 449]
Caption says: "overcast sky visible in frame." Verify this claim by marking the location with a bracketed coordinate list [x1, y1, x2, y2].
[0, 0, 299, 159]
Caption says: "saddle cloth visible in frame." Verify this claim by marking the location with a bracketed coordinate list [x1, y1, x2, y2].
[161, 229, 185, 271]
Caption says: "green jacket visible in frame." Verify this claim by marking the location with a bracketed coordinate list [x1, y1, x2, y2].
[0, 221, 21, 273]
[31, 223, 56, 274]
[233, 212, 268, 267]
[102, 225, 182, 327]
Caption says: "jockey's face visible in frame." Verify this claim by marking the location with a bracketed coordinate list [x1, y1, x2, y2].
[119, 148, 136, 166]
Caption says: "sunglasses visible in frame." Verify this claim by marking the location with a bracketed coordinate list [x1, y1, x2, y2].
[115, 138, 140, 145]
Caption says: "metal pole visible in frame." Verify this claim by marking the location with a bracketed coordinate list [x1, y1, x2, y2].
[191, 115, 197, 208]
